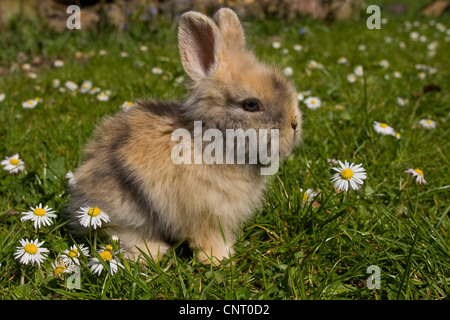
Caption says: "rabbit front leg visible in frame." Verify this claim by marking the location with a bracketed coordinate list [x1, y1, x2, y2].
[189, 221, 235, 265]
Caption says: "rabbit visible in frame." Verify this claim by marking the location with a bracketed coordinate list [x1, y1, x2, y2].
[65, 8, 302, 265]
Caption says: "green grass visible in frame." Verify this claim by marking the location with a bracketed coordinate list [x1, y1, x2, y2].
[0, 6, 449, 300]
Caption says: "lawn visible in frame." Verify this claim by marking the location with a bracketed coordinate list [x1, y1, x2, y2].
[0, 2, 449, 301]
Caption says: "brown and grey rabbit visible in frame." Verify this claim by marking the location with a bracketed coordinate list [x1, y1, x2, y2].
[65, 8, 302, 264]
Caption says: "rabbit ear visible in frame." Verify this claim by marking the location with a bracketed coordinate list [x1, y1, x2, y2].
[213, 8, 245, 50]
[178, 12, 222, 82]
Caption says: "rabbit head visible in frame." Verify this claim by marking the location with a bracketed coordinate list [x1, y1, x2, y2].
[178, 8, 302, 164]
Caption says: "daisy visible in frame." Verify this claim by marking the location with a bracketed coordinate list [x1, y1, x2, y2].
[378, 59, 390, 68]
[77, 206, 110, 229]
[15, 238, 49, 266]
[357, 44, 367, 51]
[120, 101, 135, 111]
[354, 65, 364, 77]
[21, 203, 57, 229]
[303, 96, 321, 110]
[52, 258, 75, 278]
[65, 171, 76, 185]
[89, 86, 101, 94]
[53, 59, 64, 67]
[2, 154, 25, 174]
[96, 92, 109, 101]
[417, 72, 426, 79]
[89, 245, 124, 276]
[297, 93, 304, 101]
[22, 99, 38, 109]
[98, 49, 107, 56]
[271, 41, 281, 49]
[293, 44, 303, 51]
[300, 188, 318, 204]
[79, 80, 93, 93]
[419, 119, 436, 129]
[373, 121, 395, 136]
[337, 56, 348, 64]
[394, 132, 401, 139]
[396, 97, 408, 106]
[65, 81, 78, 91]
[347, 73, 357, 83]
[307, 60, 323, 70]
[60, 244, 90, 266]
[405, 168, 427, 184]
[331, 160, 367, 192]
[393, 71, 402, 78]
[283, 67, 293, 76]
[21, 63, 31, 71]
[52, 79, 60, 88]
[120, 51, 129, 58]
[0, 93, 5, 102]
[140, 45, 148, 52]
[151, 67, 163, 75]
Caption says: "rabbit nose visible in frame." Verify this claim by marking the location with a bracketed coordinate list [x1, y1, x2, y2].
[291, 123, 297, 130]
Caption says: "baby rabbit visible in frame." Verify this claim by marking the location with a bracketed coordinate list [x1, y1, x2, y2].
[65, 8, 302, 264]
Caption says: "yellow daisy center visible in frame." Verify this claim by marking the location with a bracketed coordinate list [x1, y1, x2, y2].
[379, 123, 388, 128]
[99, 250, 112, 261]
[10, 159, 20, 165]
[88, 207, 101, 217]
[310, 100, 316, 104]
[104, 245, 113, 251]
[24, 243, 38, 255]
[33, 208, 46, 216]
[414, 168, 423, 176]
[426, 120, 432, 124]
[54, 265, 66, 276]
[341, 168, 354, 180]
[125, 102, 132, 106]
[68, 249, 78, 258]
[302, 193, 308, 202]
[27, 100, 34, 104]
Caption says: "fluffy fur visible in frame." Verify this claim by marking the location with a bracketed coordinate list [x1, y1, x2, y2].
[65, 8, 302, 264]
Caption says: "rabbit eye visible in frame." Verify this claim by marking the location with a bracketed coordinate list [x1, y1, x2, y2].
[242, 99, 261, 112]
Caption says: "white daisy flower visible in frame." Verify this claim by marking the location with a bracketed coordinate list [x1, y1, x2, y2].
[1, 154, 25, 174]
[394, 132, 401, 139]
[307, 60, 323, 70]
[77, 206, 110, 229]
[293, 44, 303, 51]
[151, 67, 163, 75]
[89, 245, 124, 276]
[21, 203, 57, 229]
[327, 158, 339, 165]
[65, 171, 76, 185]
[347, 73, 357, 83]
[80, 80, 93, 93]
[98, 49, 107, 56]
[272, 41, 281, 49]
[89, 86, 101, 94]
[331, 160, 367, 192]
[357, 44, 367, 51]
[52, 79, 60, 88]
[60, 244, 90, 266]
[373, 121, 395, 136]
[53, 59, 64, 67]
[120, 51, 129, 58]
[174, 76, 184, 85]
[22, 99, 38, 109]
[337, 56, 348, 64]
[393, 71, 402, 78]
[405, 168, 427, 184]
[15, 238, 49, 266]
[281, 48, 289, 55]
[297, 93, 304, 101]
[354, 65, 364, 77]
[396, 97, 408, 106]
[378, 59, 390, 68]
[300, 188, 318, 204]
[120, 101, 135, 111]
[283, 66, 293, 76]
[410, 31, 419, 41]
[65, 81, 78, 91]
[419, 119, 436, 129]
[0, 93, 5, 102]
[140, 45, 148, 52]
[52, 258, 76, 278]
[303, 96, 321, 110]
[417, 72, 426, 79]
[97, 92, 109, 101]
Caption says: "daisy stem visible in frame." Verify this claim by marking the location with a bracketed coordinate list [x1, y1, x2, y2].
[93, 230, 98, 249]
[20, 267, 25, 285]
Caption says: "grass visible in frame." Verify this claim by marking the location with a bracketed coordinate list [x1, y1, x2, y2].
[0, 4, 449, 300]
